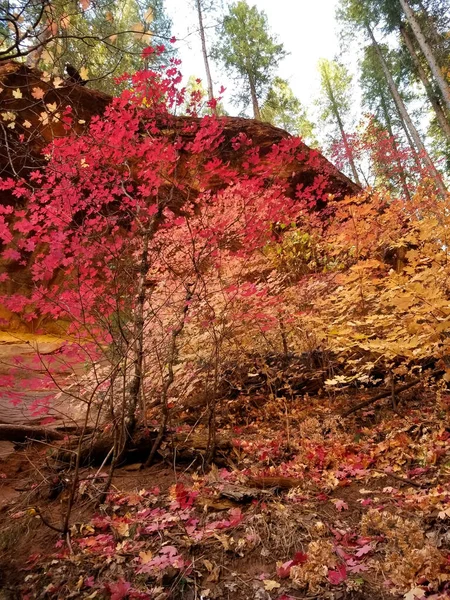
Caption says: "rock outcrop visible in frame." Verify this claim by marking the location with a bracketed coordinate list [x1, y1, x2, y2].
[0, 62, 360, 330]
[0, 61, 360, 202]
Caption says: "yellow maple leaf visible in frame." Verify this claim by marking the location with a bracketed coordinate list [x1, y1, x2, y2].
[2, 111, 15, 122]
[263, 580, 281, 591]
[53, 76, 64, 89]
[60, 14, 71, 29]
[115, 521, 129, 537]
[39, 111, 49, 126]
[139, 550, 153, 564]
[32, 87, 45, 100]
[132, 22, 145, 40]
[144, 7, 153, 23]
[12, 88, 22, 99]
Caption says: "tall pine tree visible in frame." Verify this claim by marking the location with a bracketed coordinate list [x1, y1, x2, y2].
[212, 1, 286, 119]
[317, 58, 361, 185]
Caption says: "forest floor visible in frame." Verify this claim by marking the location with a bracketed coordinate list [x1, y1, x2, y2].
[1, 385, 450, 600]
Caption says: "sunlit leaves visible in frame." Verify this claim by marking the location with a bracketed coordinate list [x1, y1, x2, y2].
[52, 77, 64, 89]
[1, 111, 16, 129]
[79, 66, 89, 81]
[131, 22, 145, 41]
[144, 7, 154, 24]
[60, 14, 71, 29]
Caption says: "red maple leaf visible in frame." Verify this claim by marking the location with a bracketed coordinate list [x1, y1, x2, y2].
[327, 563, 347, 585]
[107, 579, 131, 600]
[277, 551, 308, 578]
[333, 499, 349, 511]
[355, 544, 372, 557]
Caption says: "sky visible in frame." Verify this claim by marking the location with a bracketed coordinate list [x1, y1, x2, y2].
[164, 0, 342, 110]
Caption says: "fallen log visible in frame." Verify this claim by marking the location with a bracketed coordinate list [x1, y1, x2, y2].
[54, 427, 232, 466]
[370, 468, 422, 489]
[248, 476, 304, 490]
[341, 377, 425, 417]
[219, 483, 271, 502]
[0, 424, 64, 442]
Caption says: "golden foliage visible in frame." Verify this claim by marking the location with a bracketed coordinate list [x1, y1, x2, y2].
[276, 188, 450, 382]
[361, 509, 447, 592]
[290, 540, 336, 592]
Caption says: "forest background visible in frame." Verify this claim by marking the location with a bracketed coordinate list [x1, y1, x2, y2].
[2, 0, 450, 190]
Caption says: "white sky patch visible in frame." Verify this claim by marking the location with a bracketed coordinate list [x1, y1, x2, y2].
[164, 0, 342, 110]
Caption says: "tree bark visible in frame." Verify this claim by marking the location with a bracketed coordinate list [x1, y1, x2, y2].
[399, 0, 450, 113]
[400, 23, 450, 143]
[342, 376, 423, 417]
[397, 109, 422, 170]
[379, 88, 412, 201]
[124, 209, 160, 445]
[145, 285, 193, 466]
[322, 68, 362, 186]
[0, 424, 64, 442]
[25, 24, 53, 69]
[248, 70, 261, 120]
[126, 232, 150, 437]
[195, 0, 215, 112]
[367, 23, 447, 196]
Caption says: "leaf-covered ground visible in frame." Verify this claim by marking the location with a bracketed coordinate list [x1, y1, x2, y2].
[1, 387, 450, 600]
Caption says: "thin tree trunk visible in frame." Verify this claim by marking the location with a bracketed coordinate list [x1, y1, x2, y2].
[246, 68, 261, 120]
[397, 109, 422, 168]
[415, 0, 445, 49]
[367, 23, 447, 196]
[127, 233, 150, 437]
[334, 107, 361, 187]
[195, 0, 215, 112]
[323, 70, 361, 186]
[399, 0, 450, 113]
[379, 88, 412, 201]
[126, 212, 160, 440]
[145, 285, 193, 467]
[400, 23, 450, 142]
[26, 24, 53, 68]
[205, 332, 220, 464]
